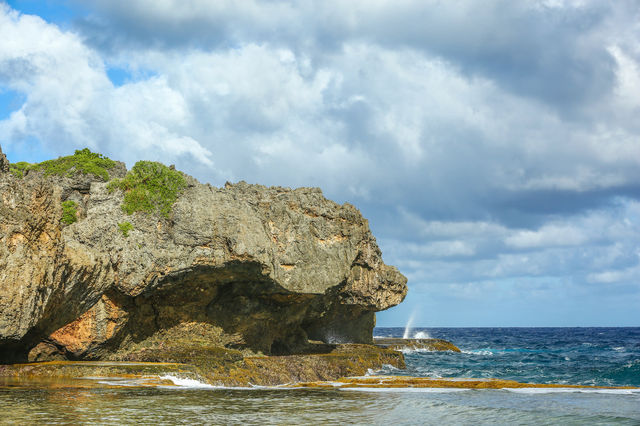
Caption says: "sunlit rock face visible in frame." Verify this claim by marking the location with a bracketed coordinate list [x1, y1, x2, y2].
[0, 147, 8, 173]
[0, 149, 407, 362]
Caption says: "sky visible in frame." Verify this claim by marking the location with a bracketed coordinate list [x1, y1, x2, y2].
[1, 1, 639, 327]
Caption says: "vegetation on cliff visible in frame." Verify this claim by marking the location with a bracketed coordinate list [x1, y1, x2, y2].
[9, 148, 116, 180]
[8, 162, 31, 178]
[107, 161, 187, 217]
[118, 221, 134, 237]
[60, 200, 78, 225]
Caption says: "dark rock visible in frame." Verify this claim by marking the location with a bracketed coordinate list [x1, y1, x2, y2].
[374, 338, 461, 352]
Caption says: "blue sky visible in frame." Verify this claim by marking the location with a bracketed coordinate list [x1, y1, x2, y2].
[1, 1, 639, 327]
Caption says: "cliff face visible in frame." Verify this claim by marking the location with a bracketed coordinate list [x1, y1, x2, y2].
[0, 147, 8, 173]
[0, 149, 407, 362]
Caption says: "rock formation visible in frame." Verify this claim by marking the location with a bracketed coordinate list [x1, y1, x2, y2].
[0, 146, 9, 173]
[0, 147, 407, 363]
[374, 338, 461, 352]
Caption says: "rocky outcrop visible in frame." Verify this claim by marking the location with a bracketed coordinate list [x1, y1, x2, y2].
[374, 338, 461, 352]
[0, 148, 407, 363]
[0, 343, 406, 387]
[0, 146, 8, 173]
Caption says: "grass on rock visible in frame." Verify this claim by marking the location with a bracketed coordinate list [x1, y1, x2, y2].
[9, 148, 116, 180]
[61, 200, 78, 225]
[108, 161, 187, 218]
[118, 221, 134, 237]
[9, 162, 31, 178]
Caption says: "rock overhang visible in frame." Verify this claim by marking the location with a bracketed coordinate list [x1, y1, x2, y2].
[0, 147, 407, 362]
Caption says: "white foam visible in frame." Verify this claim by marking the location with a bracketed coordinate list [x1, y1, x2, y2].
[461, 350, 494, 356]
[413, 331, 431, 339]
[400, 348, 434, 354]
[401, 347, 460, 354]
[504, 387, 640, 395]
[158, 375, 217, 389]
[341, 387, 470, 393]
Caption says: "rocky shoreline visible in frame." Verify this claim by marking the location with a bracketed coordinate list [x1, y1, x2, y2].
[0, 147, 412, 385]
[0, 343, 407, 387]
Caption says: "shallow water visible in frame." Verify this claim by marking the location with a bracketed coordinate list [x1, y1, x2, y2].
[0, 327, 638, 425]
[1, 385, 638, 425]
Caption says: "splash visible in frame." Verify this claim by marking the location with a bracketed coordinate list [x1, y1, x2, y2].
[158, 375, 217, 389]
[403, 311, 416, 339]
[413, 331, 431, 339]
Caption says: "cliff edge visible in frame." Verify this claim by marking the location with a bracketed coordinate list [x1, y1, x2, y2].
[0, 148, 407, 363]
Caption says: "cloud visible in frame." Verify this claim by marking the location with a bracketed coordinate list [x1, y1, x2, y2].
[0, 4, 213, 166]
[505, 225, 589, 249]
[2, 1, 640, 324]
[382, 200, 640, 295]
[76, 0, 630, 111]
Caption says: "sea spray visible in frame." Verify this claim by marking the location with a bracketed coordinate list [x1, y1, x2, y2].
[403, 311, 416, 339]
[403, 312, 431, 339]
[158, 375, 217, 389]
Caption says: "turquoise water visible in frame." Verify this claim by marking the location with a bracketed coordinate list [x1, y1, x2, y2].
[0, 327, 638, 425]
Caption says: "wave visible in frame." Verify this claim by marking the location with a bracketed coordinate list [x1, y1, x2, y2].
[400, 347, 463, 355]
[158, 375, 218, 389]
[340, 387, 470, 393]
[602, 359, 640, 385]
[400, 348, 437, 354]
[504, 387, 640, 395]
[460, 349, 495, 356]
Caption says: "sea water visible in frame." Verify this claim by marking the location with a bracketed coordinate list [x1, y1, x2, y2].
[0, 327, 638, 425]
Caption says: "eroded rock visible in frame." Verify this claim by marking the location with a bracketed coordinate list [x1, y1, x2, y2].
[0, 148, 408, 362]
[0, 147, 8, 173]
[374, 338, 461, 352]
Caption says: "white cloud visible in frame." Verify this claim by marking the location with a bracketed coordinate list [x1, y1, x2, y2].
[2, 1, 640, 323]
[505, 225, 588, 248]
[0, 5, 213, 166]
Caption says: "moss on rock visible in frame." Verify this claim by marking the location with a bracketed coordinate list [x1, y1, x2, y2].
[112, 339, 405, 387]
[118, 221, 134, 237]
[61, 200, 78, 225]
[374, 338, 461, 352]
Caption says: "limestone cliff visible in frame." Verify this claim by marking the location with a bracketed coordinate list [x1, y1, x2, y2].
[0, 148, 407, 363]
[0, 147, 8, 173]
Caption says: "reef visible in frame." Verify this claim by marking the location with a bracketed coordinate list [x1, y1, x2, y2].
[0, 147, 409, 384]
[374, 338, 461, 352]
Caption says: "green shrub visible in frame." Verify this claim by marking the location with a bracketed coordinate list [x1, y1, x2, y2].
[10, 148, 116, 180]
[107, 161, 187, 218]
[9, 162, 32, 178]
[37, 148, 116, 180]
[61, 200, 78, 225]
[118, 221, 134, 237]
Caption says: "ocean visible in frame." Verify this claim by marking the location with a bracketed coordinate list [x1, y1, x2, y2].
[1, 327, 638, 425]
